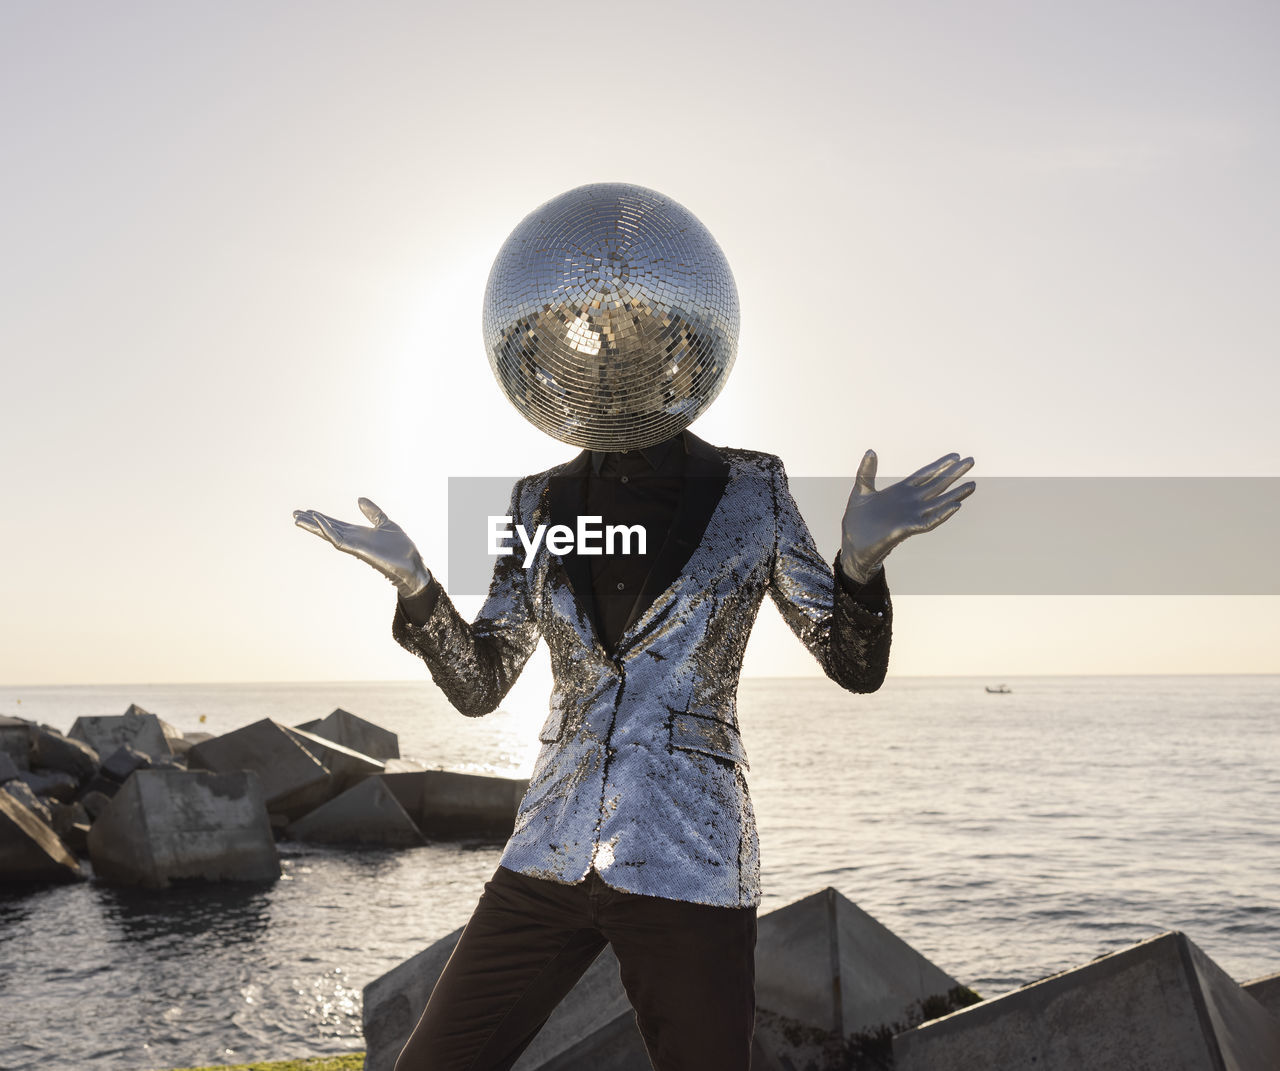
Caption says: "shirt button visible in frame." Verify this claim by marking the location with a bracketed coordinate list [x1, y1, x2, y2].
[616, 582, 626, 591]
[620, 474, 630, 484]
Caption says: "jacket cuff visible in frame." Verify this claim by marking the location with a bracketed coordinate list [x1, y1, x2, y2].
[398, 576, 442, 627]
[834, 552, 889, 615]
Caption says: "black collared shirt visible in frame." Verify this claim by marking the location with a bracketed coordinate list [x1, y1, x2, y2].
[585, 435, 685, 650]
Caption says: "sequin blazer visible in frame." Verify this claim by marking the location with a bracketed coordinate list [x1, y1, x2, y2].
[391, 431, 892, 908]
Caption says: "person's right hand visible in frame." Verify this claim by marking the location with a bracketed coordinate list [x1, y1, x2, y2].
[293, 498, 432, 599]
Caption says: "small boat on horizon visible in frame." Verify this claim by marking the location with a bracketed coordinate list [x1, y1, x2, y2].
[985, 684, 1012, 694]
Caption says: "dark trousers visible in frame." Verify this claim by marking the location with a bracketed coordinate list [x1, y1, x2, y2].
[393, 864, 757, 1071]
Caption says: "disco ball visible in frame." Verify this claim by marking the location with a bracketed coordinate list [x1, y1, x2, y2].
[482, 182, 739, 451]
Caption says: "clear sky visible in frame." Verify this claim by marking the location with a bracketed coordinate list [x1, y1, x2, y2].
[2, 1, 1277, 689]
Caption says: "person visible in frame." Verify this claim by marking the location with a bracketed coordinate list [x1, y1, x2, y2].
[293, 436, 971, 1070]
[294, 181, 973, 1070]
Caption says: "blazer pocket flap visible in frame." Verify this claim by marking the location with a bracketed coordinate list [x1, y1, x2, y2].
[538, 702, 566, 743]
[669, 713, 749, 770]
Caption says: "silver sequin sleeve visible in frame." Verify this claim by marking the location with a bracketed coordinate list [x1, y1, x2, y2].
[767, 458, 893, 693]
[391, 479, 542, 717]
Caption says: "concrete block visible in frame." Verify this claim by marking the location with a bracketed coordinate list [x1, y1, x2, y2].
[165, 730, 211, 760]
[384, 758, 428, 773]
[167, 736, 194, 758]
[382, 770, 528, 839]
[87, 768, 279, 888]
[0, 715, 32, 771]
[30, 729, 98, 781]
[64, 821, 90, 856]
[187, 718, 332, 820]
[79, 789, 113, 820]
[893, 930, 1280, 1070]
[2, 781, 54, 825]
[124, 704, 185, 746]
[16, 768, 79, 802]
[282, 725, 385, 792]
[0, 789, 83, 883]
[307, 707, 400, 761]
[529, 1006, 650, 1071]
[99, 743, 151, 783]
[759, 886, 975, 1032]
[80, 773, 122, 799]
[48, 799, 90, 837]
[511, 948, 645, 1071]
[1243, 970, 1280, 1021]
[69, 707, 173, 760]
[285, 775, 426, 846]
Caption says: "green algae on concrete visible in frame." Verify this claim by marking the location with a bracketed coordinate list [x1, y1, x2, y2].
[164, 1054, 364, 1071]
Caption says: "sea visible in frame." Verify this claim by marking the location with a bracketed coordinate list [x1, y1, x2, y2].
[2, 675, 1278, 1071]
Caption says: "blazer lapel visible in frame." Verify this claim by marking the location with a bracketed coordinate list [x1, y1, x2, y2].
[619, 430, 730, 638]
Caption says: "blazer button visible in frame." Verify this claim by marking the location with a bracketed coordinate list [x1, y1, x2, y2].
[616, 582, 625, 591]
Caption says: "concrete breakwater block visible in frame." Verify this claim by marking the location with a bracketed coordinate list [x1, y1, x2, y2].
[69, 706, 177, 761]
[31, 727, 99, 780]
[893, 930, 1280, 1070]
[88, 768, 279, 888]
[79, 789, 113, 820]
[282, 725, 385, 792]
[48, 799, 90, 839]
[382, 770, 528, 838]
[511, 947, 645, 1071]
[300, 708, 400, 761]
[361, 885, 975, 1071]
[0, 715, 33, 771]
[4, 781, 55, 824]
[0, 751, 20, 783]
[0, 789, 83, 883]
[1244, 970, 1280, 1022]
[751, 886, 978, 1070]
[286, 776, 426, 846]
[100, 743, 151, 783]
[187, 718, 331, 820]
[15, 767, 80, 802]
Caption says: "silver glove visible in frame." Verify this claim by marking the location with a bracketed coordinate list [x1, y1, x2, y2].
[841, 450, 976, 584]
[292, 498, 432, 599]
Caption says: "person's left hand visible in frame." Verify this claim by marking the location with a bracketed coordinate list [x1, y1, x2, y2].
[840, 450, 975, 584]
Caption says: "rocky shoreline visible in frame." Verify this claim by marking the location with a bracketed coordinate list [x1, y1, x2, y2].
[0, 704, 526, 887]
